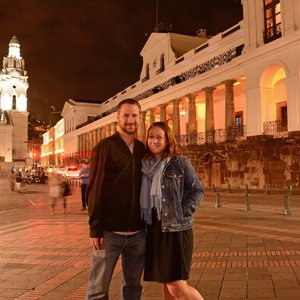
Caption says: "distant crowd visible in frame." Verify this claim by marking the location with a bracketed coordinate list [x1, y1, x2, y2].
[8, 166, 48, 191]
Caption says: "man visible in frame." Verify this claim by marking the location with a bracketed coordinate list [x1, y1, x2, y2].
[86, 98, 145, 300]
[79, 160, 89, 210]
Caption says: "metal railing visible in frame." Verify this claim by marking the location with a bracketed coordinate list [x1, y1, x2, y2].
[263, 120, 288, 138]
[176, 126, 247, 147]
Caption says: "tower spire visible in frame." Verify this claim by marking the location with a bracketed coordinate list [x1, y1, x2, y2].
[3, 35, 26, 74]
[8, 35, 21, 59]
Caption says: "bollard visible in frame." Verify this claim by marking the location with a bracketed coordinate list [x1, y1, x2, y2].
[245, 184, 250, 195]
[283, 195, 292, 215]
[245, 192, 251, 212]
[289, 185, 294, 196]
[227, 183, 232, 193]
[212, 184, 217, 192]
[215, 192, 222, 208]
[264, 184, 270, 195]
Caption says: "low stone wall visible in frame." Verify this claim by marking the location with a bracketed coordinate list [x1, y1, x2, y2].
[185, 135, 300, 190]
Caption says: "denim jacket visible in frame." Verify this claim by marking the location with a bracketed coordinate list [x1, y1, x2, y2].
[160, 155, 204, 232]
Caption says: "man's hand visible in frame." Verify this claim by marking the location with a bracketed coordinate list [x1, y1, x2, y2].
[90, 237, 103, 250]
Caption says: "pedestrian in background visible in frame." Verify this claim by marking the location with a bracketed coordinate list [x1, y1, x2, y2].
[8, 170, 16, 191]
[86, 98, 145, 300]
[49, 173, 69, 215]
[15, 171, 22, 192]
[140, 122, 205, 300]
[79, 160, 89, 210]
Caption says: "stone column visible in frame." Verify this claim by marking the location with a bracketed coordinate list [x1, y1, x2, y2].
[81, 133, 84, 156]
[101, 127, 105, 139]
[203, 87, 216, 143]
[160, 104, 167, 122]
[139, 111, 146, 142]
[97, 128, 101, 142]
[105, 124, 111, 137]
[89, 131, 93, 154]
[186, 93, 197, 128]
[84, 132, 89, 156]
[172, 99, 181, 139]
[78, 134, 83, 156]
[186, 94, 198, 144]
[149, 108, 155, 125]
[94, 129, 98, 146]
[91, 131, 95, 150]
[111, 122, 117, 134]
[222, 80, 236, 141]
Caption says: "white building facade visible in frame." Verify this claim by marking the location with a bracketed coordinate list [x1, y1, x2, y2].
[54, 0, 300, 189]
[0, 36, 29, 164]
[41, 99, 103, 166]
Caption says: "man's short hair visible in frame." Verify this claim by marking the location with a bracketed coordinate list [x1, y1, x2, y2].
[117, 98, 141, 112]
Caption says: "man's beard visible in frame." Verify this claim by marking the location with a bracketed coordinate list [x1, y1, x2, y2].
[120, 123, 137, 135]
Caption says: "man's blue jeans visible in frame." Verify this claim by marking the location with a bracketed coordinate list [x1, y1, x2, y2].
[86, 230, 146, 300]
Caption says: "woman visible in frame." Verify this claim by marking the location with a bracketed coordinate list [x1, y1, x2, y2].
[140, 122, 205, 300]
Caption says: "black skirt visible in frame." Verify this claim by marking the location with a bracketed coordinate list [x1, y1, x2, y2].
[143, 210, 193, 283]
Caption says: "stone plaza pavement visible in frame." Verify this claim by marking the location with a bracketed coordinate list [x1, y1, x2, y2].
[0, 174, 300, 299]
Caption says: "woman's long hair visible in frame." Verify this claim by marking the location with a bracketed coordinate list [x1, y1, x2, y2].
[144, 121, 182, 160]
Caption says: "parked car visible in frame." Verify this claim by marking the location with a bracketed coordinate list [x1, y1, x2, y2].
[65, 166, 80, 179]
[55, 166, 67, 176]
[46, 165, 54, 174]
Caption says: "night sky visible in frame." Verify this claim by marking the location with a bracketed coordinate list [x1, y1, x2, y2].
[0, 0, 243, 123]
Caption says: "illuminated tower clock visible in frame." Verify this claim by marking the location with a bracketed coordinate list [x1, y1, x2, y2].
[0, 35, 29, 162]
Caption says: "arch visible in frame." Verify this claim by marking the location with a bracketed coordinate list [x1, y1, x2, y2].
[260, 62, 288, 86]
[260, 63, 288, 136]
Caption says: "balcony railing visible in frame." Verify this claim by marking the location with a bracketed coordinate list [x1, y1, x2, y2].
[176, 126, 247, 147]
[263, 120, 288, 138]
[176, 132, 205, 146]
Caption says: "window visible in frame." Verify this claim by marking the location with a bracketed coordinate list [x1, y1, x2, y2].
[235, 112, 243, 128]
[235, 111, 244, 136]
[276, 101, 287, 130]
[156, 54, 165, 75]
[157, 54, 165, 74]
[280, 106, 287, 126]
[142, 64, 150, 82]
[146, 63, 149, 78]
[263, 0, 281, 43]
[87, 116, 95, 122]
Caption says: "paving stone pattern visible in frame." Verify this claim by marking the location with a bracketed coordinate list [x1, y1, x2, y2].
[0, 175, 300, 299]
